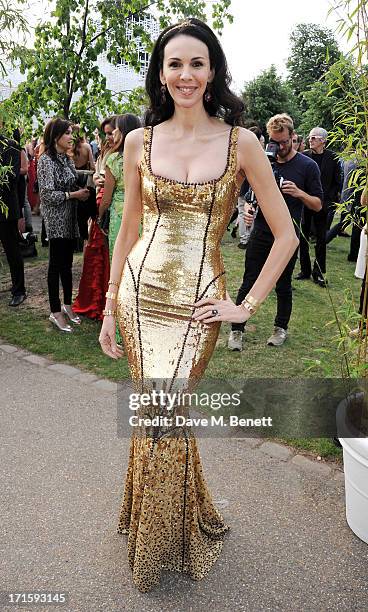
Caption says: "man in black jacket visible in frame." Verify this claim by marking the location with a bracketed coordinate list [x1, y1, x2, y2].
[0, 133, 27, 306]
[297, 127, 342, 287]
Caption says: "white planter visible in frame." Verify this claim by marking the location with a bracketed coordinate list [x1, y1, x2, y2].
[337, 395, 368, 544]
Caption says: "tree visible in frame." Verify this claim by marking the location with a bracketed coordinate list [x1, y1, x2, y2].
[241, 65, 300, 135]
[286, 23, 340, 106]
[298, 56, 356, 136]
[0, 0, 28, 216]
[3, 0, 233, 134]
[0, 0, 28, 76]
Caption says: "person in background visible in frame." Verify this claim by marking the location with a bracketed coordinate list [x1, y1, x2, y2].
[93, 116, 116, 198]
[297, 135, 306, 152]
[89, 128, 100, 160]
[72, 115, 121, 320]
[0, 127, 26, 306]
[37, 117, 90, 332]
[297, 126, 342, 287]
[326, 158, 361, 251]
[13, 128, 32, 233]
[33, 137, 50, 247]
[94, 113, 141, 342]
[26, 135, 40, 214]
[98, 114, 141, 258]
[292, 134, 305, 152]
[350, 188, 368, 337]
[71, 125, 96, 250]
[236, 125, 264, 249]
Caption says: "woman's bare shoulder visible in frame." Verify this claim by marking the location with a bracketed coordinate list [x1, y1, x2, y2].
[125, 127, 145, 149]
[236, 127, 266, 180]
[124, 128, 145, 170]
[237, 127, 260, 147]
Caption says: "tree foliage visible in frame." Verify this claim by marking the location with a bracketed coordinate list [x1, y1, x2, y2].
[298, 56, 357, 136]
[286, 23, 340, 106]
[2, 0, 233, 134]
[0, 0, 28, 76]
[241, 65, 300, 135]
[0, 0, 29, 216]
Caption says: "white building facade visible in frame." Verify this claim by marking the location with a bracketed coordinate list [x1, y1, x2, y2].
[98, 12, 160, 96]
[1, 12, 160, 102]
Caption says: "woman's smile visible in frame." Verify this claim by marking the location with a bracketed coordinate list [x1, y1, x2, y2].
[176, 85, 198, 96]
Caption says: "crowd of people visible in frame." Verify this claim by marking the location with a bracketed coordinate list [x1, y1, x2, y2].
[0, 113, 141, 334]
[227, 117, 365, 349]
[0, 96, 364, 344]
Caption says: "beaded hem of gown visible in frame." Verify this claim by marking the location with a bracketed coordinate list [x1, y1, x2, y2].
[116, 125, 240, 592]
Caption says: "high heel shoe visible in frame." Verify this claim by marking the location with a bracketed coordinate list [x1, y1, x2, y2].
[49, 313, 73, 333]
[62, 304, 81, 325]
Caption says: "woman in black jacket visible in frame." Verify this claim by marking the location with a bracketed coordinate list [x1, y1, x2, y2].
[37, 117, 90, 332]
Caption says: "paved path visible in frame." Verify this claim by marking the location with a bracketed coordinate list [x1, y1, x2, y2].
[1, 344, 368, 612]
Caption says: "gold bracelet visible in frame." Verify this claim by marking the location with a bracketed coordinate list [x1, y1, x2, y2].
[105, 291, 117, 300]
[240, 300, 257, 316]
[244, 294, 260, 309]
[102, 309, 116, 317]
[108, 280, 119, 287]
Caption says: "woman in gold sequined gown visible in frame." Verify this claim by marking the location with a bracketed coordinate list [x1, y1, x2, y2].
[99, 19, 298, 593]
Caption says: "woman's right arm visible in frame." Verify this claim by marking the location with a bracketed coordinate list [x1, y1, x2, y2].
[98, 166, 116, 218]
[99, 128, 143, 359]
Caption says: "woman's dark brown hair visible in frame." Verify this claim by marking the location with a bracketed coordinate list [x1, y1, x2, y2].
[110, 114, 142, 155]
[144, 18, 244, 127]
[42, 117, 71, 160]
[99, 115, 116, 159]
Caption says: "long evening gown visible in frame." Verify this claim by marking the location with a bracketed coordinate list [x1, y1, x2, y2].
[73, 190, 110, 320]
[116, 125, 240, 592]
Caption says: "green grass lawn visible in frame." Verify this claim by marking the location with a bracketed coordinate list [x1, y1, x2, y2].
[1, 228, 358, 459]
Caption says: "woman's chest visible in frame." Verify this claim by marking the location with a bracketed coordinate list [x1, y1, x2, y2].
[150, 139, 230, 184]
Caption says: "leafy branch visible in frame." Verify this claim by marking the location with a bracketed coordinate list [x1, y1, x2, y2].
[2, 0, 233, 133]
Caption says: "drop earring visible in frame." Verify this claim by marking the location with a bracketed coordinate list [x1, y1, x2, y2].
[160, 84, 167, 104]
[204, 85, 212, 103]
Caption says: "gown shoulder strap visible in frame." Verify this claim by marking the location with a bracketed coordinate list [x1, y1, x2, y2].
[227, 126, 240, 175]
[142, 126, 153, 169]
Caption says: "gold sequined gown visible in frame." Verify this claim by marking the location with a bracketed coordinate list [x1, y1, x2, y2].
[116, 125, 240, 592]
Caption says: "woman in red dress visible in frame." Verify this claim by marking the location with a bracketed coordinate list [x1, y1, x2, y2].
[72, 117, 115, 320]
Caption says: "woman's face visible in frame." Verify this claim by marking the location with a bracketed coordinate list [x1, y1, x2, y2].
[56, 127, 73, 152]
[160, 34, 214, 110]
[104, 123, 114, 147]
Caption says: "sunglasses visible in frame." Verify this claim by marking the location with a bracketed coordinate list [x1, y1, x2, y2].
[270, 138, 291, 146]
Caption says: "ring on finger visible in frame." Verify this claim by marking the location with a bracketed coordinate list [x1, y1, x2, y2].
[211, 309, 219, 316]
